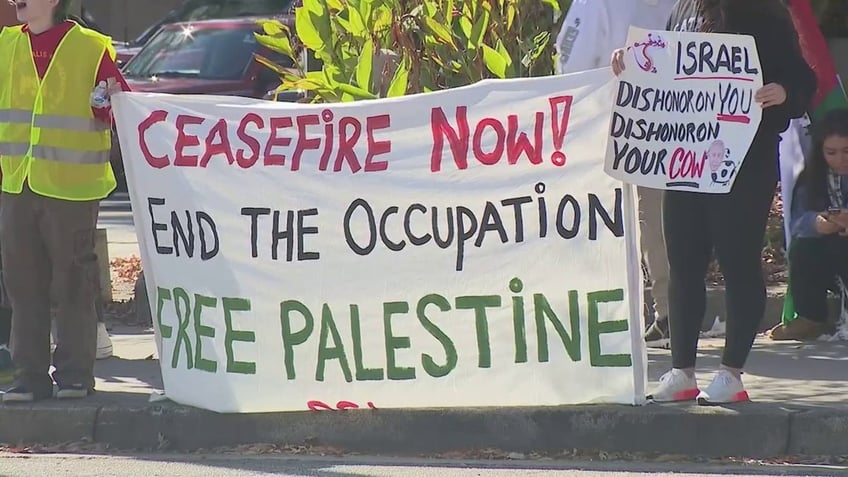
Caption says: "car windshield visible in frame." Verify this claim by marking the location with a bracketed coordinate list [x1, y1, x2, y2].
[124, 25, 257, 80]
[135, 0, 292, 45]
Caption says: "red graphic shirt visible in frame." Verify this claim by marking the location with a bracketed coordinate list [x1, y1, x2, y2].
[23, 21, 130, 124]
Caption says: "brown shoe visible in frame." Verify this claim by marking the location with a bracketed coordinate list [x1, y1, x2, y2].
[767, 317, 825, 341]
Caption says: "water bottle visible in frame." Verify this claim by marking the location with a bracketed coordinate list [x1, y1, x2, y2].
[91, 81, 110, 109]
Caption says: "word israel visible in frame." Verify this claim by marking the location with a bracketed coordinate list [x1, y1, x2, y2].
[604, 28, 763, 193]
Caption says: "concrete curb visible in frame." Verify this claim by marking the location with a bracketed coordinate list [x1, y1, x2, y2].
[3, 402, 847, 457]
[788, 409, 848, 456]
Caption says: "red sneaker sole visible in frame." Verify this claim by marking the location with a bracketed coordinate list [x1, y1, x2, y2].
[697, 390, 750, 406]
[648, 387, 700, 402]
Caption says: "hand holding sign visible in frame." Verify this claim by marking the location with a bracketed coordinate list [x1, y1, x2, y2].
[611, 48, 626, 76]
[755, 83, 788, 108]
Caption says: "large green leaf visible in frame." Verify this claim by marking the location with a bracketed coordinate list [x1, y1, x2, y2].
[445, 0, 456, 26]
[469, 8, 489, 49]
[323, 64, 346, 86]
[255, 33, 294, 59]
[424, 17, 457, 49]
[259, 20, 288, 36]
[295, 7, 326, 51]
[359, 0, 374, 25]
[333, 15, 352, 31]
[372, 6, 393, 33]
[386, 60, 409, 97]
[254, 53, 299, 80]
[458, 15, 472, 39]
[530, 31, 551, 61]
[356, 39, 375, 92]
[347, 4, 367, 37]
[422, 0, 436, 17]
[506, 2, 516, 30]
[497, 40, 514, 76]
[481, 44, 507, 78]
[540, 0, 561, 12]
[304, 1, 334, 52]
[336, 83, 378, 100]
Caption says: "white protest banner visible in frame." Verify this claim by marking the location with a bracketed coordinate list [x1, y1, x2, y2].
[112, 69, 646, 413]
[604, 27, 764, 193]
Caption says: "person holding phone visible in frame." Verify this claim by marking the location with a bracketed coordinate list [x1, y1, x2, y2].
[611, 0, 816, 405]
[769, 109, 848, 340]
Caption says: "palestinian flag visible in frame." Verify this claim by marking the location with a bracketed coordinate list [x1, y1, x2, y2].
[780, 0, 848, 327]
[790, 0, 848, 120]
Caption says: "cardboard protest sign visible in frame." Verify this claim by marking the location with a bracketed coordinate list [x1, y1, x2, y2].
[604, 27, 764, 193]
[112, 69, 646, 413]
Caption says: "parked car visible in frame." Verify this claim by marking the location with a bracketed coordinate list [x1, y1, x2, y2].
[111, 17, 302, 190]
[114, 0, 295, 67]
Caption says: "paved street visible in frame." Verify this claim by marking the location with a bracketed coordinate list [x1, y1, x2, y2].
[0, 454, 843, 477]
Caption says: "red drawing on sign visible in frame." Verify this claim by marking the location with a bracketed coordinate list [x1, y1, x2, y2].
[307, 400, 377, 411]
[627, 33, 666, 74]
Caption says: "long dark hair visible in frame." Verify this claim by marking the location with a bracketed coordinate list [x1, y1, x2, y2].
[796, 109, 848, 211]
[694, 0, 791, 33]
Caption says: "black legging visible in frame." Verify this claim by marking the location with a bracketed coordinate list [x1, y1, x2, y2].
[664, 145, 778, 370]
[789, 236, 848, 322]
[0, 309, 9, 345]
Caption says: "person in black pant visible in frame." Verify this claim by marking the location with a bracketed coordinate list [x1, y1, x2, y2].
[770, 109, 848, 340]
[612, 0, 816, 405]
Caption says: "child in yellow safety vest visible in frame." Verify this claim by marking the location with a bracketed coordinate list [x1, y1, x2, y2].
[0, 0, 129, 402]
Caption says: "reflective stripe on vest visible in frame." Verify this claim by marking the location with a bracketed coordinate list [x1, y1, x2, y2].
[0, 109, 32, 124]
[0, 108, 109, 133]
[0, 142, 110, 164]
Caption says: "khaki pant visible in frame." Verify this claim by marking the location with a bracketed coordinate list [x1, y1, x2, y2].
[0, 186, 99, 394]
[638, 187, 670, 320]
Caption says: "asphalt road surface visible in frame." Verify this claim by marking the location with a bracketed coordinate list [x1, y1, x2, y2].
[0, 454, 843, 477]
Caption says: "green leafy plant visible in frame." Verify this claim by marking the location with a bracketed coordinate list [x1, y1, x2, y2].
[255, 0, 569, 102]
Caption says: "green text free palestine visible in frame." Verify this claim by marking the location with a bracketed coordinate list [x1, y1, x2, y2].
[155, 277, 632, 381]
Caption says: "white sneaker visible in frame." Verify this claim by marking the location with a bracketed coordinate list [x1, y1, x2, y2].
[697, 369, 749, 405]
[96, 322, 113, 360]
[647, 368, 700, 402]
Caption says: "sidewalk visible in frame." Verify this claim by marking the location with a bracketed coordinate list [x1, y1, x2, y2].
[1, 328, 845, 458]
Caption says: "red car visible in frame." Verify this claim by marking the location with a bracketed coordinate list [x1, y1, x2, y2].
[114, 0, 296, 67]
[122, 17, 295, 96]
[112, 17, 302, 189]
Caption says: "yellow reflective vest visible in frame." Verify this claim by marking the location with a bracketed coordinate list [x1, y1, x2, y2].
[0, 23, 117, 201]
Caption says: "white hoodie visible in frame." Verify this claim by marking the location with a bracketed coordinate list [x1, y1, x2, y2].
[556, 0, 678, 74]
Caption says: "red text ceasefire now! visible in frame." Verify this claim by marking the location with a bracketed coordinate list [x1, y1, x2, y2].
[135, 97, 574, 174]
